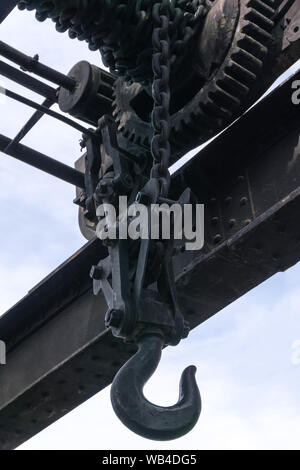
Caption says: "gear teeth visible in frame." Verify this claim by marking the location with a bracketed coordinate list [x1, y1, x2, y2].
[178, 121, 198, 140]
[245, 8, 274, 32]
[193, 110, 220, 131]
[214, 84, 241, 111]
[200, 98, 232, 120]
[114, 0, 276, 160]
[247, 0, 275, 18]
[232, 48, 263, 72]
[238, 34, 268, 59]
[242, 21, 273, 43]
[226, 59, 257, 85]
[218, 72, 250, 97]
[258, 0, 275, 3]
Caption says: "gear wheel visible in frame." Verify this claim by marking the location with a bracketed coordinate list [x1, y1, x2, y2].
[113, 0, 276, 161]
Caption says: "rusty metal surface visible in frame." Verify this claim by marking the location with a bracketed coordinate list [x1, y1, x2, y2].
[0, 69, 299, 449]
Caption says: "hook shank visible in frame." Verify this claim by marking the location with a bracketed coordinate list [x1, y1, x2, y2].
[110, 332, 201, 441]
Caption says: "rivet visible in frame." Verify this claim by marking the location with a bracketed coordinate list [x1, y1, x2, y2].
[225, 196, 232, 205]
[211, 216, 219, 225]
[213, 234, 222, 244]
[228, 218, 236, 228]
[240, 197, 248, 206]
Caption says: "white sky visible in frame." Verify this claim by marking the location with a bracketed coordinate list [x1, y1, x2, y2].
[0, 7, 300, 450]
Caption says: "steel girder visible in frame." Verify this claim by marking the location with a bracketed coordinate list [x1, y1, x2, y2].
[0, 68, 299, 449]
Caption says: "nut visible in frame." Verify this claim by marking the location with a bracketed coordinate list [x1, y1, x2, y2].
[90, 265, 103, 280]
[105, 309, 124, 328]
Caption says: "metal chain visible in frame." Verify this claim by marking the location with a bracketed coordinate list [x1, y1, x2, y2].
[18, 0, 208, 83]
[150, 1, 171, 196]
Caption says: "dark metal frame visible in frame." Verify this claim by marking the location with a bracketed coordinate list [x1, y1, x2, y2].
[0, 3, 91, 187]
[0, 68, 299, 449]
[0, 0, 300, 449]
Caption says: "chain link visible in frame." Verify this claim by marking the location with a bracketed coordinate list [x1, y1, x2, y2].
[18, 0, 208, 83]
[150, 1, 171, 196]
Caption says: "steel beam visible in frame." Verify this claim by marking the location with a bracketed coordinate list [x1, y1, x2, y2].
[0, 135, 85, 188]
[0, 70, 299, 449]
[4, 98, 55, 151]
[0, 1, 18, 24]
[0, 60, 57, 101]
[0, 41, 76, 91]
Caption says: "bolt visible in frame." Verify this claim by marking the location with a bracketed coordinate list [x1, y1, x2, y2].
[228, 218, 236, 228]
[213, 234, 222, 244]
[105, 309, 124, 328]
[211, 216, 219, 226]
[99, 181, 107, 193]
[240, 196, 248, 206]
[243, 219, 251, 226]
[90, 265, 103, 280]
[225, 196, 232, 205]
[209, 197, 217, 205]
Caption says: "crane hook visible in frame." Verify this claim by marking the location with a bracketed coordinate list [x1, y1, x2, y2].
[110, 330, 201, 441]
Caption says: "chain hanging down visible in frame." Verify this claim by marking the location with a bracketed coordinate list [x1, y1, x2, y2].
[108, 1, 201, 441]
[150, 1, 172, 197]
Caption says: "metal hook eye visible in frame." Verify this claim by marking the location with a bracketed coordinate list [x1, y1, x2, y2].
[110, 332, 201, 441]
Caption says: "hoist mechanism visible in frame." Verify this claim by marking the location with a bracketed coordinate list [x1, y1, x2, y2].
[6, 0, 298, 440]
[17, 0, 296, 161]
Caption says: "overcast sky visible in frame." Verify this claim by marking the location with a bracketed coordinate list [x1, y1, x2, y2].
[0, 8, 300, 450]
